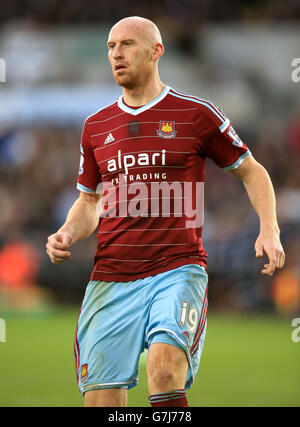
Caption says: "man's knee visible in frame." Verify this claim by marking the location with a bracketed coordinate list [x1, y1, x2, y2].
[146, 342, 188, 392]
[149, 367, 176, 390]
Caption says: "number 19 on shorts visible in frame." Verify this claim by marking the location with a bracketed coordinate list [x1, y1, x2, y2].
[179, 302, 198, 333]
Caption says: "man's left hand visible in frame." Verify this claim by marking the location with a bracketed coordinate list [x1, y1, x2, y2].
[255, 232, 285, 276]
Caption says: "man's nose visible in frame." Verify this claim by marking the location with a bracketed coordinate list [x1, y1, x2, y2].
[112, 45, 124, 59]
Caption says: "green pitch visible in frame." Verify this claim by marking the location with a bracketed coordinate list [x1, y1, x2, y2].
[0, 308, 299, 407]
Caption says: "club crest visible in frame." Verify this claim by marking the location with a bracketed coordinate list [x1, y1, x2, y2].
[80, 363, 88, 383]
[157, 121, 177, 138]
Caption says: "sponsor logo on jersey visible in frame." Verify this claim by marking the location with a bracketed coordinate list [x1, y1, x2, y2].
[157, 121, 177, 138]
[107, 149, 166, 175]
[80, 363, 88, 383]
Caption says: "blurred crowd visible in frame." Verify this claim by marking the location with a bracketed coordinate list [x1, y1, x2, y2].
[0, 123, 94, 306]
[1, 0, 300, 58]
[1, 0, 300, 25]
[0, 114, 299, 311]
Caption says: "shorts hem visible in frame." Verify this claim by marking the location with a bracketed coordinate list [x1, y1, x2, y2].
[80, 380, 135, 395]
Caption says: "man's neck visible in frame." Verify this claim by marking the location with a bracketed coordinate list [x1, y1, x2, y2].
[122, 79, 165, 107]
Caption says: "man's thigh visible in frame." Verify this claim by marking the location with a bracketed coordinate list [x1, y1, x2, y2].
[145, 264, 208, 389]
[75, 280, 148, 395]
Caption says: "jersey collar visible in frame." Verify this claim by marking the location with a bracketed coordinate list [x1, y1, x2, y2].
[117, 85, 171, 116]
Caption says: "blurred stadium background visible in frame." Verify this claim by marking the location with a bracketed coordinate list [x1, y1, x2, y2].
[0, 0, 299, 407]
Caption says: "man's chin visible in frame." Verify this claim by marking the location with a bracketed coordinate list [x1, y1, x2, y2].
[113, 74, 136, 89]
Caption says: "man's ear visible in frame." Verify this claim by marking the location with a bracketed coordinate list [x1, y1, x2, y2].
[152, 43, 164, 61]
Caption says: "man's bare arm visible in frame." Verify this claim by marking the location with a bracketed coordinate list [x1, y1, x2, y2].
[230, 155, 285, 276]
[46, 192, 101, 264]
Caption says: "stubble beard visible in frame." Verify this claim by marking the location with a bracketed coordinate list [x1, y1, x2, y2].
[114, 73, 137, 90]
[113, 59, 153, 91]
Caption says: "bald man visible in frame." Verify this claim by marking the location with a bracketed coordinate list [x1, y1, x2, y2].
[46, 16, 285, 407]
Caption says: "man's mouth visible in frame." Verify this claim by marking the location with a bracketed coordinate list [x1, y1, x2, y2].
[115, 64, 127, 72]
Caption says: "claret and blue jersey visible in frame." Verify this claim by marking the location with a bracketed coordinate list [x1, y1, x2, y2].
[77, 85, 251, 282]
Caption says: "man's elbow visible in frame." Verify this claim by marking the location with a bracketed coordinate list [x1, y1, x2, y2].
[79, 191, 101, 205]
[230, 155, 267, 182]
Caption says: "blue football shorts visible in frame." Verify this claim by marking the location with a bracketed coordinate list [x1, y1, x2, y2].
[74, 263, 208, 395]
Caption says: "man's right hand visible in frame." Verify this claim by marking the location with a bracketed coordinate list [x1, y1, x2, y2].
[46, 231, 72, 264]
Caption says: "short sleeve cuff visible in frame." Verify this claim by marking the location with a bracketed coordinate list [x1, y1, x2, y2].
[222, 149, 252, 171]
[77, 183, 96, 193]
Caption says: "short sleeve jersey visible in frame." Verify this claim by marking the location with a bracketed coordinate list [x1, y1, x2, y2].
[77, 86, 251, 282]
